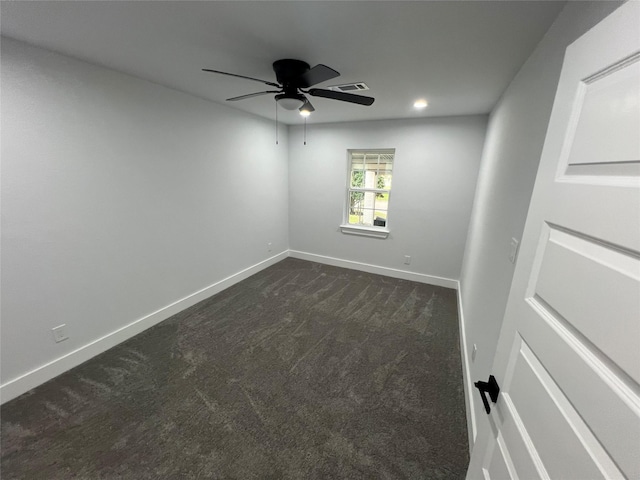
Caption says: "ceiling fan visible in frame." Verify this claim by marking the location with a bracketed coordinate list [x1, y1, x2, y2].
[202, 59, 375, 115]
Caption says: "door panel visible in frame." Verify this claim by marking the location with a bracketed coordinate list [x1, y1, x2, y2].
[523, 294, 640, 479]
[497, 392, 542, 480]
[508, 338, 621, 479]
[484, 433, 516, 480]
[467, 3, 640, 478]
[546, 185, 639, 250]
[486, 332, 624, 480]
[534, 226, 640, 382]
[566, 54, 640, 166]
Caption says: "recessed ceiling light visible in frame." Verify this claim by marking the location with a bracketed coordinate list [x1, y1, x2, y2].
[299, 109, 311, 117]
[413, 99, 428, 109]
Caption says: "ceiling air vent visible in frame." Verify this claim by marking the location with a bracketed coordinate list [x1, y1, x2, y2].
[327, 82, 370, 92]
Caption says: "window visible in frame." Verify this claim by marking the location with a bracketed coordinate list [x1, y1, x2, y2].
[341, 149, 394, 238]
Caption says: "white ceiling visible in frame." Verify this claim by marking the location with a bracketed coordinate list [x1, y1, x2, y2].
[1, 1, 565, 125]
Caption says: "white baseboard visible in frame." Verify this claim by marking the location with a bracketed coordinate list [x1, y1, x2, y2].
[288, 250, 458, 289]
[1, 248, 469, 423]
[0, 251, 289, 404]
[457, 283, 477, 450]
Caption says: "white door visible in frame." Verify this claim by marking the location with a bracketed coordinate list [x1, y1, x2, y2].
[467, 2, 640, 479]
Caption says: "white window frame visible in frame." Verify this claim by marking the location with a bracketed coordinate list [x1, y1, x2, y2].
[340, 148, 394, 239]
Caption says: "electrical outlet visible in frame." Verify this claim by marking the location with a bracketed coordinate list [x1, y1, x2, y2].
[509, 238, 520, 264]
[472, 343, 478, 362]
[52, 324, 69, 343]
[404, 255, 411, 265]
[267, 242, 273, 252]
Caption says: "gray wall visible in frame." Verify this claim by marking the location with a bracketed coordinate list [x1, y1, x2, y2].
[288, 116, 487, 281]
[1, 38, 289, 386]
[459, 0, 624, 442]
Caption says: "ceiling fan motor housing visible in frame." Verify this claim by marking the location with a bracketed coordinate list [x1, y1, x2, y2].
[272, 59, 311, 87]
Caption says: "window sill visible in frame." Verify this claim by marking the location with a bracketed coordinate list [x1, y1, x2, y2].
[339, 224, 390, 239]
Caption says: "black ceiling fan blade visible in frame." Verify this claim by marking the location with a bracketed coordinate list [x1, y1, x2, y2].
[202, 68, 280, 88]
[297, 64, 340, 88]
[308, 88, 375, 106]
[300, 97, 315, 112]
[226, 90, 281, 101]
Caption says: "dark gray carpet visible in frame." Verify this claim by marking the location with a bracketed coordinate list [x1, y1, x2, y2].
[1, 258, 468, 479]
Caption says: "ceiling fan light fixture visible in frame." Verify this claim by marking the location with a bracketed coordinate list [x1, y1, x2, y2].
[299, 109, 311, 117]
[276, 93, 305, 110]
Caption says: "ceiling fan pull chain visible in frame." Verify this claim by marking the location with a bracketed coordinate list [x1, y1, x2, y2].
[304, 117, 307, 146]
[275, 101, 279, 145]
